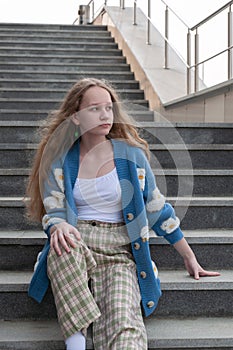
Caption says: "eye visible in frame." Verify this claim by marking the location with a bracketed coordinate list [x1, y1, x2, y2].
[106, 105, 113, 111]
[89, 106, 98, 112]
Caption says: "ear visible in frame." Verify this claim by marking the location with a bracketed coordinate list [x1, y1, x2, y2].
[71, 112, 80, 125]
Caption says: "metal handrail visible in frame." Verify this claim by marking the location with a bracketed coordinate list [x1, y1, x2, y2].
[160, 0, 190, 29]
[87, 0, 106, 22]
[150, 0, 233, 92]
[190, 45, 233, 69]
[189, 0, 233, 92]
[191, 0, 233, 30]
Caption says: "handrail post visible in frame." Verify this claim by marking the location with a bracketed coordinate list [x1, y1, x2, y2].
[89, 1, 94, 22]
[187, 29, 191, 94]
[228, 4, 233, 79]
[194, 28, 199, 92]
[164, 5, 169, 68]
[147, 0, 151, 45]
[133, 0, 137, 25]
[120, 0, 125, 10]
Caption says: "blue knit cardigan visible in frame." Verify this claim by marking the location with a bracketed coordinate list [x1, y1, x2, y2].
[28, 139, 183, 317]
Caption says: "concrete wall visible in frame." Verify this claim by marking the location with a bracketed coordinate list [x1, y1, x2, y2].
[164, 80, 233, 122]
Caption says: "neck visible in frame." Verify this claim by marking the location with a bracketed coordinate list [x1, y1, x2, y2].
[80, 135, 109, 155]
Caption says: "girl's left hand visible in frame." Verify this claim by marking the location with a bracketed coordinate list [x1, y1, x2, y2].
[174, 237, 220, 280]
[183, 255, 220, 280]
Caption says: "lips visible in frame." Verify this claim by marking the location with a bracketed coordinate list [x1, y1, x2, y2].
[99, 123, 111, 127]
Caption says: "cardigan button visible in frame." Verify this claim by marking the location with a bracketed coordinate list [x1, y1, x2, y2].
[127, 213, 134, 221]
[140, 271, 147, 279]
[147, 301, 155, 308]
[134, 242, 141, 250]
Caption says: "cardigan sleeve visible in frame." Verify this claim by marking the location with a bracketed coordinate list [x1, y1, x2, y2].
[41, 163, 67, 237]
[143, 155, 184, 245]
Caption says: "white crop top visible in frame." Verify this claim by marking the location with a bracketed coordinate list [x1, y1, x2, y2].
[73, 167, 124, 223]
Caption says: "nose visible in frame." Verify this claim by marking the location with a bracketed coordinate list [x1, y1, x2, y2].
[99, 108, 108, 120]
[99, 114, 108, 121]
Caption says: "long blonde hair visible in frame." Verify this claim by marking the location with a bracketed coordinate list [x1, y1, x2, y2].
[26, 78, 149, 222]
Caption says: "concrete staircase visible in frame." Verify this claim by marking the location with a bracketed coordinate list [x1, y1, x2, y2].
[0, 22, 233, 350]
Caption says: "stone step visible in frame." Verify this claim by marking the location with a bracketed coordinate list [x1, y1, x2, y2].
[0, 23, 108, 31]
[151, 229, 233, 270]
[0, 109, 154, 122]
[139, 122, 233, 145]
[0, 62, 131, 72]
[155, 168, 233, 197]
[0, 97, 148, 109]
[0, 196, 232, 230]
[0, 34, 115, 43]
[0, 29, 111, 37]
[0, 143, 231, 169]
[0, 70, 135, 81]
[0, 87, 144, 99]
[0, 269, 231, 319]
[0, 121, 232, 144]
[0, 46, 123, 56]
[0, 317, 233, 350]
[0, 79, 137, 89]
[0, 78, 138, 89]
[0, 40, 118, 50]
[0, 54, 127, 64]
[1, 168, 232, 197]
[0, 229, 232, 270]
[0, 143, 37, 168]
[149, 144, 233, 169]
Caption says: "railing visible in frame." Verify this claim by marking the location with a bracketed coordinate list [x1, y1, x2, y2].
[75, 0, 233, 95]
[133, 0, 233, 94]
[88, 0, 107, 21]
[189, 1, 233, 92]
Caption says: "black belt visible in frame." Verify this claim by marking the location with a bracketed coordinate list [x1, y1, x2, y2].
[78, 220, 125, 227]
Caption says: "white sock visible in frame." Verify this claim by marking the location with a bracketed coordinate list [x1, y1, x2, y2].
[65, 331, 86, 350]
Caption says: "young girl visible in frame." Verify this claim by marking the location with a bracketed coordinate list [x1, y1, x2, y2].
[26, 78, 219, 350]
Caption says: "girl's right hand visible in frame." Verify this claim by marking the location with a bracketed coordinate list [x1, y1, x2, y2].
[50, 222, 81, 256]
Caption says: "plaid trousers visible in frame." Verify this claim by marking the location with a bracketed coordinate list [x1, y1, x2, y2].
[47, 221, 148, 349]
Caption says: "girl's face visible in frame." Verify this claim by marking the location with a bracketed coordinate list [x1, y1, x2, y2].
[74, 86, 114, 137]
